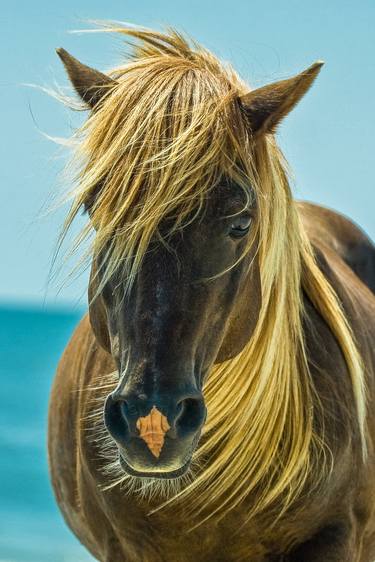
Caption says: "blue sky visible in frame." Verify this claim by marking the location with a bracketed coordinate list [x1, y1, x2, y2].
[1, 0, 374, 306]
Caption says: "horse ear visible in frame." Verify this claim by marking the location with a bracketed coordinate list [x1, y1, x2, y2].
[240, 61, 324, 135]
[56, 48, 117, 109]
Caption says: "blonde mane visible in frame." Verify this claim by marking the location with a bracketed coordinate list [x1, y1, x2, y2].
[61, 24, 366, 527]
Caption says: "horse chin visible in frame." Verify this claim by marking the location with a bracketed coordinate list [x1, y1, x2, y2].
[119, 453, 191, 479]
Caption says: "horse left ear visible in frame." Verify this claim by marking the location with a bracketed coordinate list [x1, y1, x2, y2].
[56, 48, 117, 109]
[240, 61, 324, 135]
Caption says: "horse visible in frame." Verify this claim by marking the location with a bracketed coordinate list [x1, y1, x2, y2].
[48, 25, 375, 562]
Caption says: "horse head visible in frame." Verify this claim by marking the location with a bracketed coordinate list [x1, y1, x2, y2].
[58, 40, 322, 479]
[90, 181, 261, 477]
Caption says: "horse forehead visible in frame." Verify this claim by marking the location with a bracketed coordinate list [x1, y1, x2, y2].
[128, 235, 213, 318]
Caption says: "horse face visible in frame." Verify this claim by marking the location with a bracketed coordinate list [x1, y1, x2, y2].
[93, 182, 261, 478]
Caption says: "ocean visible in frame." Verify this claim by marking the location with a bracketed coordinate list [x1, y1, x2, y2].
[0, 305, 94, 562]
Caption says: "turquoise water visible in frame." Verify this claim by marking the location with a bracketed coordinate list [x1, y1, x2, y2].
[0, 305, 94, 562]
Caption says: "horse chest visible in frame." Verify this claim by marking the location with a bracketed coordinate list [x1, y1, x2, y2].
[103, 497, 316, 562]
[114, 515, 271, 562]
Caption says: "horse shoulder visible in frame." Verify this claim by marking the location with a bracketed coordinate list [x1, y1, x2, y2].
[298, 201, 375, 293]
[299, 230, 375, 561]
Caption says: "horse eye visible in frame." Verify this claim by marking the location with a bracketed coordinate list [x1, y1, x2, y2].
[229, 215, 252, 238]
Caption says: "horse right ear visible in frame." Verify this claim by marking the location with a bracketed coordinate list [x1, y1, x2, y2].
[56, 48, 117, 109]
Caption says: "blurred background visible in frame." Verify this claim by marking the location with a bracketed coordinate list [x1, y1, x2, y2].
[1, 1, 374, 560]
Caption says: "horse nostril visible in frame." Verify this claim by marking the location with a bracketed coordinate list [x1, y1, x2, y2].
[174, 397, 206, 436]
[104, 395, 131, 443]
[121, 401, 138, 418]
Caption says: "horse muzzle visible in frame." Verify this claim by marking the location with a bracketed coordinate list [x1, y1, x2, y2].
[104, 389, 206, 477]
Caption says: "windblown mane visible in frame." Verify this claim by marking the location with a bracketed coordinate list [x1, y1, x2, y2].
[61, 24, 366, 527]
